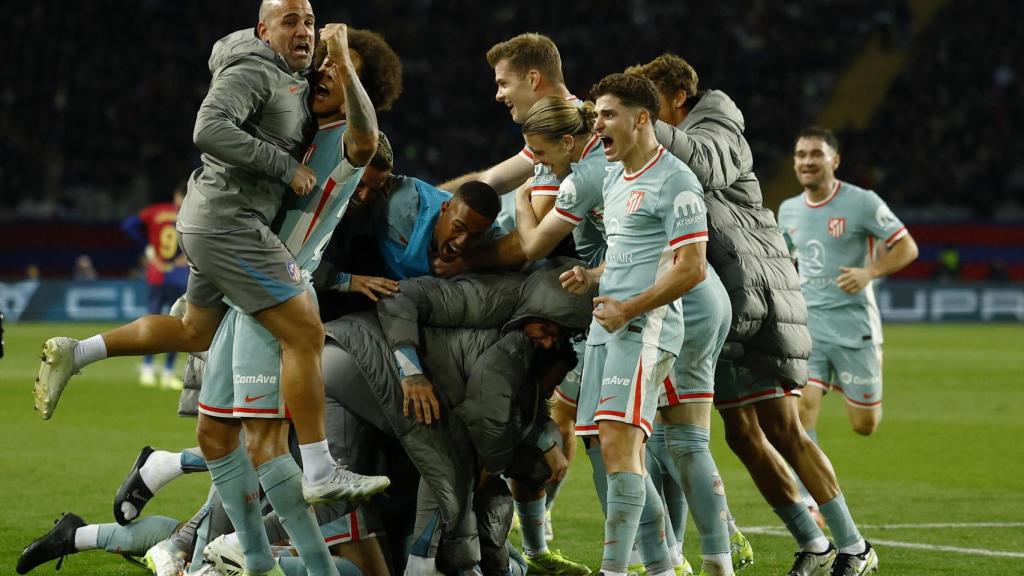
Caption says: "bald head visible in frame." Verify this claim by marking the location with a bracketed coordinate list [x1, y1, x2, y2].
[256, 0, 315, 71]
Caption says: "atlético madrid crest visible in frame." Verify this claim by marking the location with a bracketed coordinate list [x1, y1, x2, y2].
[626, 190, 645, 214]
[828, 217, 846, 238]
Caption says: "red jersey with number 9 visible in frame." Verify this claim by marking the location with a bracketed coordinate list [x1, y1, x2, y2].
[138, 202, 181, 285]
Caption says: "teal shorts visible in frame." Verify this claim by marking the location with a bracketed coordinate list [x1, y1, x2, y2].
[659, 280, 731, 408]
[321, 506, 380, 545]
[575, 335, 675, 438]
[552, 340, 586, 407]
[713, 360, 802, 410]
[808, 340, 883, 409]
[197, 308, 288, 419]
[197, 283, 318, 419]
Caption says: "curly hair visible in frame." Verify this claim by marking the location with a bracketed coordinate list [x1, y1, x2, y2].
[314, 28, 403, 112]
[347, 28, 403, 112]
[626, 53, 699, 98]
[591, 72, 660, 120]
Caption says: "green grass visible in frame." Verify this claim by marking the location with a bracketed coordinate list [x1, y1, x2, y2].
[1, 323, 1022, 575]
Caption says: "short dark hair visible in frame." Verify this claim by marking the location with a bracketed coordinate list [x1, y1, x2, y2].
[626, 53, 699, 98]
[796, 126, 840, 154]
[368, 131, 393, 172]
[591, 73, 660, 120]
[454, 181, 500, 221]
[486, 33, 565, 85]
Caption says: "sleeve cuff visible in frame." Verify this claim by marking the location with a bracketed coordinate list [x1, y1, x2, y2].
[394, 346, 424, 378]
[333, 272, 352, 292]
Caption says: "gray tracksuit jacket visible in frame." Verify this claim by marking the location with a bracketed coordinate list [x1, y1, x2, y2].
[178, 28, 313, 233]
[655, 90, 811, 388]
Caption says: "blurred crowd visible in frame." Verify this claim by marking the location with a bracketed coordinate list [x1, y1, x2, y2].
[3, 0, 919, 221]
[837, 0, 1024, 220]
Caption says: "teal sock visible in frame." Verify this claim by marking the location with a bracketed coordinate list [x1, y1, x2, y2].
[665, 424, 730, 555]
[602, 471, 645, 574]
[647, 425, 687, 545]
[257, 455, 338, 576]
[818, 493, 863, 550]
[207, 446, 275, 574]
[181, 447, 208, 473]
[545, 474, 565, 512]
[515, 496, 548, 556]
[278, 556, 363, 576]
[773, 501, 826, 548]
[586, 444, 609, 517]
[636, 474, 673, 574]
[792, 429, 818, 504]
[96, 516, 180, 555]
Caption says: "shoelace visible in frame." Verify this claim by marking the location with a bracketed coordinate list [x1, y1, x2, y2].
[52, 514, 70, 571]
[830, 553, 858, 576]
[788, 550, 819, 576]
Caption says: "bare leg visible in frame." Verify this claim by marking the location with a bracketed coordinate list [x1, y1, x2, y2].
[102, 301, 226, 356]
[754, 396, 840, 504]
[720, 405, 802, 507]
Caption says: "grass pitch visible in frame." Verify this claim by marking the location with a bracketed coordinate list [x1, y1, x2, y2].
[1, 322, 1021, 575]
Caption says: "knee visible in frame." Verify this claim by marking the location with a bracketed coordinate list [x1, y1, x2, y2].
[197, 419, 237, 460]
[181, 320, 215, 352]
[281, 314, 325, 353]
[851, 413, 880, 436]
[723, 414, 760, 457]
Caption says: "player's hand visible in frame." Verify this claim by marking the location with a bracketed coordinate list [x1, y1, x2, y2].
[432, 256, 467, 278]
[289, 164, 317, 196]
[542, 444, 569, 484]
[836, 266, 872, 294]
[592, 295, 630, 333]
[560, 265, 594, 295]
[350, 275, 399, 301]
[401, 374, 441, 425]
[320, 23, 353, 72]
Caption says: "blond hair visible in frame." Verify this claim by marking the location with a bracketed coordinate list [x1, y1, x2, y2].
[522, 97, 595, 140]
[486, 33, 564, 85]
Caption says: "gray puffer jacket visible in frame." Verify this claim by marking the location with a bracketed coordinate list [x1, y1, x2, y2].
[654, 90, 811, 388]
[325, 259, 595, 528]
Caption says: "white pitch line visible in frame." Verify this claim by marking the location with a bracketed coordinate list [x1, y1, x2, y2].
[741, 526, 1024, 559]
[858, 522, 1024, 530]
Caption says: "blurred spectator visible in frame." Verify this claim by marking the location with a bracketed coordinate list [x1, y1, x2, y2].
[932, 246, 961, 282]
[986, 260, 1011, 282]
[73, 255, 98, 282]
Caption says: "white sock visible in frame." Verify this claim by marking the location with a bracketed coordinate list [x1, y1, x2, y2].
[668, 545, 683, 568]
[803, 536, 831, 553]
[702, 553, 733, 576]
[73, 524, 99, 551]
[404, 554, 437, 576]
[726, 516, 738, 537]
[224, 532, 240, 549]
[629, 547, 641, 564]
[840, 539, 867, 555]
[73, 336, 107, 371]
[141, 363, 155, 376]
[140, 450, 185, 493]
[298, 440, 334, 483]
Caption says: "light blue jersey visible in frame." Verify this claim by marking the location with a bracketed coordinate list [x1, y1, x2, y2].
[551, 134, 609, 267]
[778, 179, 908, 348]
[275, 120, 364, 273]
[589, 146, 708, 354]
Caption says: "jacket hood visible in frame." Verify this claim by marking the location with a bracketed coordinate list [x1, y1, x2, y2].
[504, 258, 596, 333]
[681, 90, 745, 135]
[209, 28, 296, 75]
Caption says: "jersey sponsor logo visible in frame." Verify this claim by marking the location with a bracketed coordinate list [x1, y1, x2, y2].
[605, 217, 620, 247]
[602, 375, 632, 387]
[828, 217, 846, 238]
[839, 371, 880, 387]
[672, 191, 705, 227]
[626, 190, 645, 214]
[234, 374, 278, 385]
[797, 240, 826, 278]
[606, 250, 633, 264]
[286, 261, 301, 282]
[555, 180, 578, 209]
[876, 204, 898, 228]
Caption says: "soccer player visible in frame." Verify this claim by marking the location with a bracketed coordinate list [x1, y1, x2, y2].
[779, 127, 918, 436]
[557, 73, 708, 576]
[632, 54, 877, 576]
[32, 0, 371, 518]
[515, 96, 740, 575]
[120, 185, 190, 389]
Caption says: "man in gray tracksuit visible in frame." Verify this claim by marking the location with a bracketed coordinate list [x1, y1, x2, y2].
[634, 54, 873, 575]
